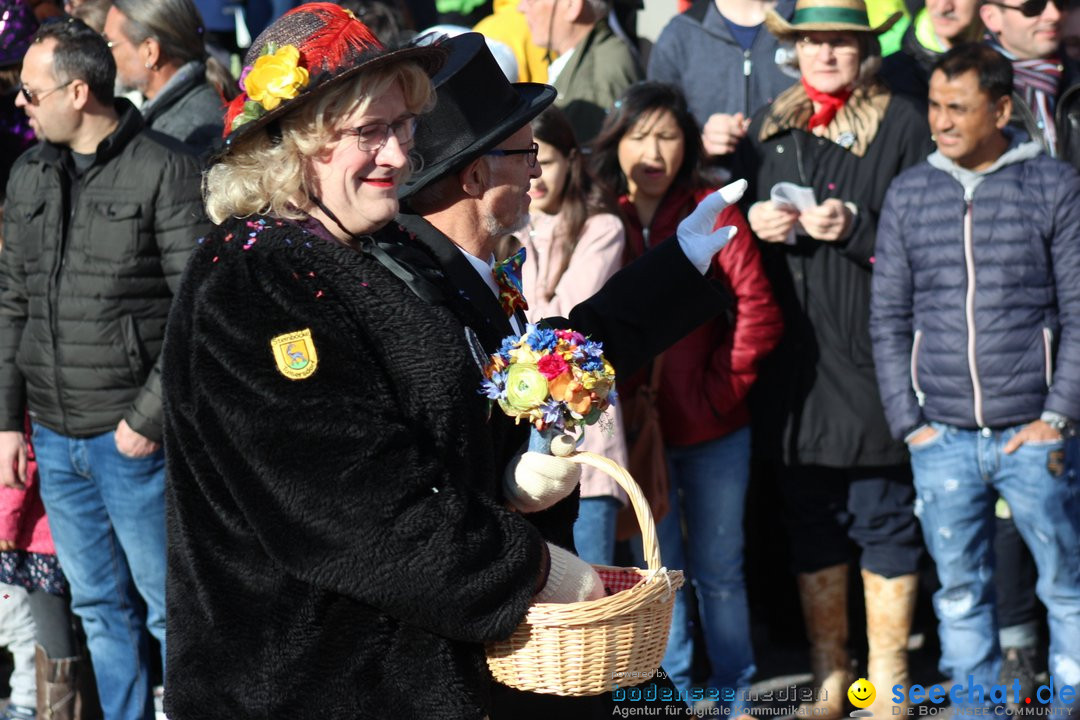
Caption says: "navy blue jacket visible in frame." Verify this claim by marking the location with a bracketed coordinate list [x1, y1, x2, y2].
[871, 140, 1080, 438]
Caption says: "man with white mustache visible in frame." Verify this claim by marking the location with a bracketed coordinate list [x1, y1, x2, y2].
[981, 0, 1080, 167]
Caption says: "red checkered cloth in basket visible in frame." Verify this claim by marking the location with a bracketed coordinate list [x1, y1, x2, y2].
[597, 567, 645, 596]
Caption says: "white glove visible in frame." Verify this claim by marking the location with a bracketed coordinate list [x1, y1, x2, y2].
[535, 543, 605, 603]
[504, 449, 581, 513]
[677, 179, 748, 273]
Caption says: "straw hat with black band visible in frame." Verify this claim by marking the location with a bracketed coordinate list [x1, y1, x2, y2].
[219, 2, 445, 154]
[400, 32, 556, 199]
[763, 0, 902, 38]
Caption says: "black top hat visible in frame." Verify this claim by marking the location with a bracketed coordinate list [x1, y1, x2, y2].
[400, 32, 556, 199]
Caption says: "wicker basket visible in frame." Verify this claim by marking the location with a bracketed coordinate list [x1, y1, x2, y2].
[486, 451, 685, 696]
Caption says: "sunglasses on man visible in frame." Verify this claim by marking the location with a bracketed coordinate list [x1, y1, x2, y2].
[983, 0, 1061, 19]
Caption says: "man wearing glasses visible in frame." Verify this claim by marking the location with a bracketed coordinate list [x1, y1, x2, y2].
[1, 17, 206, 720]
[384, 32, 743, 715]
[981, 0, 1080, 168]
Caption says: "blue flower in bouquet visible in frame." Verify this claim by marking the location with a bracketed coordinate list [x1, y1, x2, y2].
[539, 399, 563, 427]
[581, 355, 604, 372]
[497, 335, 517, 360]
[480, 370, 507, 400]
[581, 340, 604, 359]
[525, 326, 557, 352]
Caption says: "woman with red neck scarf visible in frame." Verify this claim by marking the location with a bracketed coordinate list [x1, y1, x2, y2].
[734, 0, 933, 716]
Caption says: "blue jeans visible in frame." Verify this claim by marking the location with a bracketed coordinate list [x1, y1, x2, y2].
[643, 428, 756, 713]
[573, 496, 620, 566]
[909, 423, 1080, 710]
[32, 423, 167, 720]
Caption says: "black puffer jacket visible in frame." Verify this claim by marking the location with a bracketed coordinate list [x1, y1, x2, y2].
[0, 100, 208, 441]
[163, 215, 725, 719]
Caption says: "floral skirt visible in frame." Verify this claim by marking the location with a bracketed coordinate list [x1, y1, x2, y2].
[0, 551, 68, 595]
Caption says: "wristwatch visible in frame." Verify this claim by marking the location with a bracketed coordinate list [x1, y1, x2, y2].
[1040, 411, 1072, 433]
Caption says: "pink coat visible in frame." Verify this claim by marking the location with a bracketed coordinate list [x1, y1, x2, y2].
[0, 432, 57, 555]
[522, 210, 630, 505]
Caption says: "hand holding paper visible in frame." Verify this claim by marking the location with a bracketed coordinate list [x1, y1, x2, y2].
[770, 182, 817, 245]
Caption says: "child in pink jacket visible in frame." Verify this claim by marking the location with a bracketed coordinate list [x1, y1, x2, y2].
[0, 425, 74, 720]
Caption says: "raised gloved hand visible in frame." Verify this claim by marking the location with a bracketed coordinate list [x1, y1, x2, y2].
[535, 543, 605, 603]
[676, 179, 748, 273]
[504, 431, 581, 513]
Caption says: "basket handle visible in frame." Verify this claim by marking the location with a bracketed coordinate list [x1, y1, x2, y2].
[565, 451, 662, 573]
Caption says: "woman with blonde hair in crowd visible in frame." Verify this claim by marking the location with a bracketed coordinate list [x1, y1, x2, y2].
[161, 5, 613, 717]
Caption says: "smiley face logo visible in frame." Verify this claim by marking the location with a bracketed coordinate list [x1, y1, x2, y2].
[848, 678, 876, 709]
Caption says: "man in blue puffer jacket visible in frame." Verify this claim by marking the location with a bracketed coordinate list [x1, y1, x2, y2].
[871, 43, 1080, 711]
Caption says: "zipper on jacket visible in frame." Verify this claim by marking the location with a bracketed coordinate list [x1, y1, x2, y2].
[1043, 327, 1054, 388]
[963, 191, 985, 428]
[49, 167, 77, 435]
[910, 329, 926, 407]
[743, 49, 752, 117]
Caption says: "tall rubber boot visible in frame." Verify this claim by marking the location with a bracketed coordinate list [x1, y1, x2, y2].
[862, 570, 918, 717]
[797, 563, 854, 720]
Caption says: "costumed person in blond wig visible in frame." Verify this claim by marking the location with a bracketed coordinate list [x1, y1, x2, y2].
[163, 8, 744, 718]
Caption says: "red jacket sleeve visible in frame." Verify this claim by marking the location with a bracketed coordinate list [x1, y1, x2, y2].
[703, 205, 784, 416]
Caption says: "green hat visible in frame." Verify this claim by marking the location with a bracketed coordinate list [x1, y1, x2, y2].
[764, 0, 901, 37]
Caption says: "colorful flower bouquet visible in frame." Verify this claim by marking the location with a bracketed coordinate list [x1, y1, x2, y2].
[480, 327, 685, 696]
[480, 325, 617, 439]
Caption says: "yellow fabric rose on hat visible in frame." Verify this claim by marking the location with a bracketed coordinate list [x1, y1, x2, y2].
[244, 45, 310, 112]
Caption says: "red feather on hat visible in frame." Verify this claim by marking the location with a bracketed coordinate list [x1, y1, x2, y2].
[289, 2, 384, 78]
[223, 94, 247, 137]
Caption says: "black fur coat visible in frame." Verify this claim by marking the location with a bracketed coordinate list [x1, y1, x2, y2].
[163, 215, 724, 718]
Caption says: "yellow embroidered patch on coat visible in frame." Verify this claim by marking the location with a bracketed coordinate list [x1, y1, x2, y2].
[271, 329, 318, 380]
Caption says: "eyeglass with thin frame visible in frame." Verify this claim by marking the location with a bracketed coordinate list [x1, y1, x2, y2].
[103, 36, 128, 49]
[983, 0, 1060, 17]
[485, 142, 539, 168]
[795, 34, 860, 53]
[342, 115, 418, 152]
[16, 79, 73, 104]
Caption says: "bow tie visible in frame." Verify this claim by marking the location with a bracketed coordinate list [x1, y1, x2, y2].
[492, 247, 529, 319]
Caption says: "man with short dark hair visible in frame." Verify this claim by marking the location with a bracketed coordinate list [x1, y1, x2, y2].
[871, 43, 1080, 711]
[1, 17, 207, 720]
[981, 0, 1080, 167]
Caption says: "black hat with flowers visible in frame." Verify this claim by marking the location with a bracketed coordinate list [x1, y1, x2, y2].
[222, 2, 446, 150]
[400, 32, 556, 199]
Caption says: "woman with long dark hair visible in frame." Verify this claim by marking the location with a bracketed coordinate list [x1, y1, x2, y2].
[519, 105, 629, 566]
[590, 80, 783, 717]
